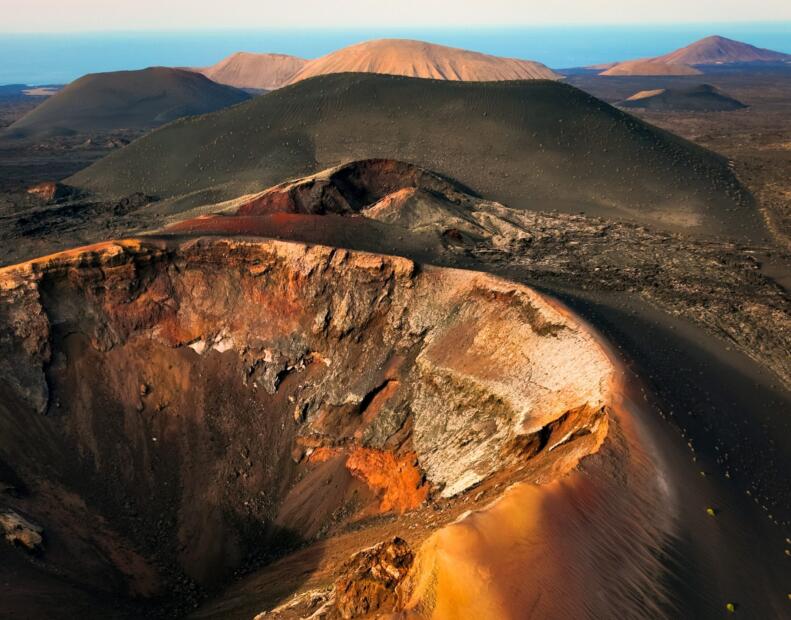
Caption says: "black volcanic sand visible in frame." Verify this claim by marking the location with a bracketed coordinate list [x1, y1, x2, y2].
[5, 67, 250, 137]
[67, 73, 763, 241]
[543, 289, 791, 618]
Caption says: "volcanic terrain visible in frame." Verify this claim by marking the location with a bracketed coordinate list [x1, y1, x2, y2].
[66, 73, 761, 240]
[3, 154, 789, 618]
[0, 47, 790, 620]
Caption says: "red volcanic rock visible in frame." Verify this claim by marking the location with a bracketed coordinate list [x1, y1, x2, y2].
[332, 537, 414, 619]
[234, 159, 464, 217]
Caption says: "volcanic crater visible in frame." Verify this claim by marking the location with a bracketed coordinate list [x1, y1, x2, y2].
[0, 236, 613, 617]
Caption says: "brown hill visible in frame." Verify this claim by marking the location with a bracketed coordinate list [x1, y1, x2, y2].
[197, 52, 307, 90]
[286, 39, 559, 84]
[600, 35, 791, 76]
[660, 35, 791, 65]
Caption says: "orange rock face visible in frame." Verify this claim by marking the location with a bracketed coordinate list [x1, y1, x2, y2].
[346, 449, 429, 514]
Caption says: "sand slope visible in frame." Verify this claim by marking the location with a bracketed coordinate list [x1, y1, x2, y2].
[197, 52, 307, 90]
[286, 39, 559, 83]
[7, 67, 250, 136]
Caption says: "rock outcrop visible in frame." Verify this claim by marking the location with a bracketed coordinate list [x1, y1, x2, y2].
[0, 509, 43, 551]
[332, 537, 413, 618]
[26, 181, 72, 203]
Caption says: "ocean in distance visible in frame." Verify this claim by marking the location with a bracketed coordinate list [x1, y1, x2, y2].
[2, 22, 790, 85]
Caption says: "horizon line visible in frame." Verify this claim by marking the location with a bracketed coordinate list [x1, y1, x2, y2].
[3, 20, 791, 36]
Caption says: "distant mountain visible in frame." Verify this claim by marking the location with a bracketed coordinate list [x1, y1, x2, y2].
[660, 35, 791, 66]
[285, 39, 560, 83]
[7, 67, 250, 136]
[196, 52, 307, 90]
[600, 35, 791, 76]
[619, 84, 747, 112]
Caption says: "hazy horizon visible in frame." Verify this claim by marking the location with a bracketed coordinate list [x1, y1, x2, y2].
[4, 1, 790, 32]
[2, 22, 790, 85]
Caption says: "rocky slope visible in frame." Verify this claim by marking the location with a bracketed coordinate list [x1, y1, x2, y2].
[170, 161, 791, 619]
[163, 159, 791, 398]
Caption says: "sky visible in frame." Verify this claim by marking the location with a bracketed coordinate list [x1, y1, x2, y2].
[3, 0, 791, 32]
